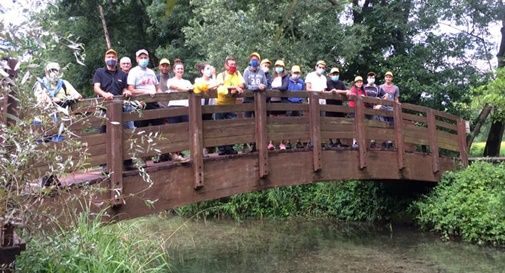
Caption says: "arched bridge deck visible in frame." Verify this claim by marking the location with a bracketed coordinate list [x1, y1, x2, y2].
[29, 91, 468, 221]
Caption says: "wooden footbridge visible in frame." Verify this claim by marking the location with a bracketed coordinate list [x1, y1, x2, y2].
[22, 90, 468, 222]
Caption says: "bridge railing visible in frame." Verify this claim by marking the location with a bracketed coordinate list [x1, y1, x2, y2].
[25, 90, 467, 205]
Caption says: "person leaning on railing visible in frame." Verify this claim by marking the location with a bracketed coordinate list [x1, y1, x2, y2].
[346, 76, 365, 149]
[215, 56, 245, 155]
[376, 71, 400, 149]
[286, 65, 305, 149]
[127, 49, 164, 128]
[268, 59, 289, 150]
[325, 67, 348, 148]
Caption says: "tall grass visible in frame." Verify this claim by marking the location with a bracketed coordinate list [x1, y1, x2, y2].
[17, 212, 171, 273]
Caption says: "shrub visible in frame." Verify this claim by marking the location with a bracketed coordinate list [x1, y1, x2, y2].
[414, 162, 505, 245]
[17, 212, 171, 273]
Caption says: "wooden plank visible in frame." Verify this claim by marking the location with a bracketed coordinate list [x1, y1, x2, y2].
[123, 107, 187, 122]
[265, 90, 309, 98]
[355, 96, 367, 169]
[320, 131, 355, 140]
[434, 110, 459, 121]
[319, 105, 353, 114]
[202, 104, 254, 114]
[435, 119, 458, 131]
[125, 123, 188, 138]
[394, 102, 405, 169]
[188, 93, 204, 189]
[268, 116, 309, 124]
[402, 103, 428, 114]
[309, 92, 321, 172]
[203, 119, 255, 139]
[80, 133, 107, 146]
[266, 103, 308, 111]
[255, 92, 268, 178]
[402, 113, 427, 123]
[363, 108, 394, 117]
[427, 109, 439, 173]
[457, 118, 469, 167]
[366, 128, 395, 140]
[107, 99, 124, 206]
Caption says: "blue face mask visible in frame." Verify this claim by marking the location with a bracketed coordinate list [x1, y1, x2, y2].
[331, 75, 339, 82]
[138, 59, 149, 68]
[106, 59, 117, 67]
[275, 67, 284, 74]
[250, 59, 259, 68]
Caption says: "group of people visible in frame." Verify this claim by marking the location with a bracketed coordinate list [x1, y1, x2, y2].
[34, 48, 400, 158]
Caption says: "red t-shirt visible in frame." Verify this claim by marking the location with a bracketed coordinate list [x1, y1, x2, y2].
[348, 85, 364, 108]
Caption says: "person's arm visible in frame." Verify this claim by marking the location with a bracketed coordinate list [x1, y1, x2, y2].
[394, 86, 400, 103]
[278, 75, 289, 91]
[243, 69, 254, 90]
[93, 83, 114, 100]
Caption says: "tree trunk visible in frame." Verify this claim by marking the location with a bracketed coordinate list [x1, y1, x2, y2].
[467, 104, 492, 150]
[483, 5, 505, 156]
[98, 5, 111, 49]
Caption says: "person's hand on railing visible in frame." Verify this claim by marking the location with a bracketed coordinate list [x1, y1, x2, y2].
[122, 90, 132, 98]
[258, 83, 266, 91]
[102, 92, 114, 100]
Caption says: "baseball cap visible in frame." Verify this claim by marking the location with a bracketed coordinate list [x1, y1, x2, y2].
[136, 49, 149, 57]
[354, 76, 363, 82]
[291, 65, 301, 73]
[329, 67, 340, 74]
[316, 60, 326, 67]
[367, 71, 376, 77]
[385, 71, 393, 77]
[261, 59, 271, 65]
[249, 52, 261, 60]
[105, 48, 117, 56]
[274, 60, 285, 67]
[159, 58, 170, 65]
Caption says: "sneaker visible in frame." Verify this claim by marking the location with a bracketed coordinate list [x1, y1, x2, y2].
[295, 141, 304, 149]
[352, 143, 359, 149]
[279, 143, 286, 150]
[267, 143, 275, 150]
[172, 153, 185, 161]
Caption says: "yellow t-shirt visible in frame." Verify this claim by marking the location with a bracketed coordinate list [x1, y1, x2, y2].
[216, 71, 245, 105]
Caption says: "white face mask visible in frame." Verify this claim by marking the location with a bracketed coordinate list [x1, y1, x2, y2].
[261, 66, 270, 73]
[367, 78, 375, 84]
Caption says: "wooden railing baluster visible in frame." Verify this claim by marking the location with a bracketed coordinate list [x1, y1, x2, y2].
[355, 95, 367, 169]
[308, 92, 321, 172]
[189, 92, 204, 189]
[393, 101, 405, 170]
[255, 91, 269, 178]
[457, 118, 469, 167]
[427, 109, 440, 173]
[106, 99, 124, 205]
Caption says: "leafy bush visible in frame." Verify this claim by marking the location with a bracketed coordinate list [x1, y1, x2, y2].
[177, 181, 428, 222]
[17, 212, 171, 273]
[414, 162, 505, 245]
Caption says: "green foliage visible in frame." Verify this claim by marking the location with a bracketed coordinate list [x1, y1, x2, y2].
[177, 181, 426, 222]
[470, 141, 505, 157]
[471, 68, 505, 122]
[17, 212, 171, 273]
[414, 162, 505, 245]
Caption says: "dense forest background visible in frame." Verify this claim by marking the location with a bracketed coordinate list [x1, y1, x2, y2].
[1, 0, 504, 153]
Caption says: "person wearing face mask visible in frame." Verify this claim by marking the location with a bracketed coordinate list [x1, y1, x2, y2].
[346, 76, 365, 149]
[243, 52, 267, 118]
[120, 57, 132, 74]
[286, 65, 306, 149]
[34, 62, 82, 109]
[127, 49, 163, 128]
[267, 59, 290, 150]
[215, 56, 245, 155]
[260, 59, 272, 88]
[324, 67, 347, 148]
[92, 48, 135, 169]
[305, 60, 328, 105]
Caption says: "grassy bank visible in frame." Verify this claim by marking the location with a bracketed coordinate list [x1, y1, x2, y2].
[17, 212, 171, 273]
[470, 141, 505, 157]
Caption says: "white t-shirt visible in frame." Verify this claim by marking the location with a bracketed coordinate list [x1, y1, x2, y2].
[166, 77, 192, 107]
[127, 66, 158, 94]
[305, 71, 327, 104]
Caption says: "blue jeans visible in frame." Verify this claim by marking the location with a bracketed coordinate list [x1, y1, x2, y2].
[123, 103, 136, 129]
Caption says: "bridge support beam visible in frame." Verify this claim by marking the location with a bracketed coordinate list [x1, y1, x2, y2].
[189, 92, 204, 189]
[309, 92, 321, 172]
[254, 91, 269, 178]
[393, 102, 405, 170]
[355, 95, 367, 169]
[427, 109, 440, 173]
[107, 99, 124, 206]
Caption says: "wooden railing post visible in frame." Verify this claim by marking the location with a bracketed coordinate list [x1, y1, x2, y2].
[355, 95, 367, 169]
[393, 101, 405, 170]
[189, 92, 204, 189]
[309, 92, 321, 172]
[457, 118, 469, 167]
[427, 109, 440, 173]
[106, 99, 124, 206]
[255, 91, 269, 178]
